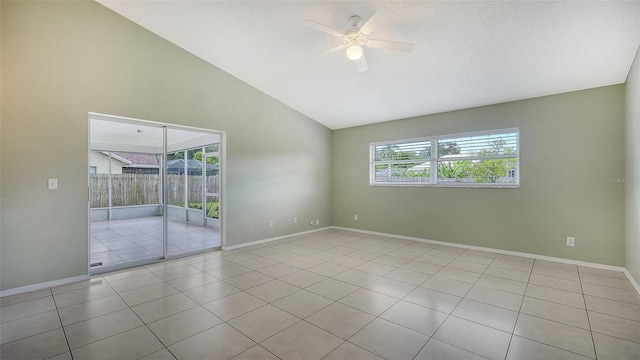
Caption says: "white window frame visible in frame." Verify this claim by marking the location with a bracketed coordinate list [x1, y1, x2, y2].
[370, 128, 519, 188]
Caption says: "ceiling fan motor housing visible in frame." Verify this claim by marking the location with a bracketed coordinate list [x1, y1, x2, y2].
[344, 32, 367, 47]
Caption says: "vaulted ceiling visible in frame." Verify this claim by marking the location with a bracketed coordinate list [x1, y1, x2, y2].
[98, 1, 640, 129]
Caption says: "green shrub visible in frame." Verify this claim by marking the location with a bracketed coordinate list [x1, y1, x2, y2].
[186, 201, 219, 218]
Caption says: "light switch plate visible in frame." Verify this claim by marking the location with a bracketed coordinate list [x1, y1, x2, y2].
[48, 178, 58, 190]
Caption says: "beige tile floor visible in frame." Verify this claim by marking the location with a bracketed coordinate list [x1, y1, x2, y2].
[2, 229, 640, 360]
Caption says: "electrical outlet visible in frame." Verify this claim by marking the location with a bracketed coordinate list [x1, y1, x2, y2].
[566, 237, 575, 247]
[269, 220, 273, 228]
[294, 217, 297, 224]
[309, 220, 313, 225]
[354, 214, 358, 221]
[315, 219, 319, 225]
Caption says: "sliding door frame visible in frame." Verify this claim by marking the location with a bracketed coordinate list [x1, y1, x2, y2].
[88, 112, 226, 275]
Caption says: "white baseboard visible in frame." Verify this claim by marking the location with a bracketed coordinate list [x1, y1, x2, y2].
[332, 226, 627, 271]
[222, 227, 332, 251]
[0, 275, 90, 298]
[332, 226, 640, 295]
[624, 269, 640, 295]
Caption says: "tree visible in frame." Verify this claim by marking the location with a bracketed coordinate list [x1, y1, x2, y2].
[193, 151, 218, 166]
[375, 144, 427, 173]
[438, 160, 471, 181]
[167, 152, 184, 160]
[168, 148, 219, 165]
[469, 140, 516, 183]
[408, 142, 461, 159]
[375, 145, 400, 161]
[392, 167, 430, 179]
[437, 142, 461, 156]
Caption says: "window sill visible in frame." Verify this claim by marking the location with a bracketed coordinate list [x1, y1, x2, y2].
[369, 183, 520, 189]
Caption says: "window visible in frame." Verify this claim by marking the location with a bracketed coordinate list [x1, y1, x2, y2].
[370, 129, 519, 187]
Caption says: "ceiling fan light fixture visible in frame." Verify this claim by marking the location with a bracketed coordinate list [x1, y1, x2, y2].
[305, 6, 413, 72]
[346, 45, 363, 60]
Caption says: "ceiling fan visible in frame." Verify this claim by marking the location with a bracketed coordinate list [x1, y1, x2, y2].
[304, 7, 415, 72]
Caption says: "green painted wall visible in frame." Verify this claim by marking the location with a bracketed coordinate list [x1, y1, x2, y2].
[626, 46, 640, 282]
[0, 1, 331, 290]
[332, 86, 626, 266]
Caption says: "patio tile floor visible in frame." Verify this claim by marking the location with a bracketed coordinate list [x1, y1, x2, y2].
[90, 217, 220, 268]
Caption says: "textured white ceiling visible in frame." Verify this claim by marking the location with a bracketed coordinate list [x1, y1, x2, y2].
[97, 1, 640, 130]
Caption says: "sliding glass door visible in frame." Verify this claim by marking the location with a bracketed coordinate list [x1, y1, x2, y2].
[89, 120, 165, 269]
[89, 114, 222, 273]
[165, 128, 221, 256]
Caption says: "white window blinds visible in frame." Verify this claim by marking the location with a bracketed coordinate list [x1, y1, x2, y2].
[371, 129, 519, 187]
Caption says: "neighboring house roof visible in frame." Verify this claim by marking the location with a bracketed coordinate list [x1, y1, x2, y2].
[112, 152, 159, 168]
[99, 152, 218, 172]
[98, 151, 131, 165]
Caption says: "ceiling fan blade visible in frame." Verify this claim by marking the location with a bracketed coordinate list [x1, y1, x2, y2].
[368, 39, 415, 52]
[360, 6, 393, 35]
[308, 44, 347, 58]
[355, 53, 368, 72]
[304, 20, 344, 38]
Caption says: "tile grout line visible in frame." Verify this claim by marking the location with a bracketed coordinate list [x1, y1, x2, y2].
[236, 343, 282, 360]
[57, 280, 147, 356]
[50, 287, 75, 360]
[272, 265, 394, 359]
[66, 274, 181, 358]
[579, 267, 599, 359]
[512, 261, 604, 359]
[191, 250, 356, 358]
[504, 259, 535, 360]
[273, 267, 437, 347]
[410, 248, 489, 360]
[468, 250, 519, 360]
[520, 268, 541, 359]
[114, 276, 181, 360]
[214, 243, 411, 359]
[322, 241, 539, 359]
